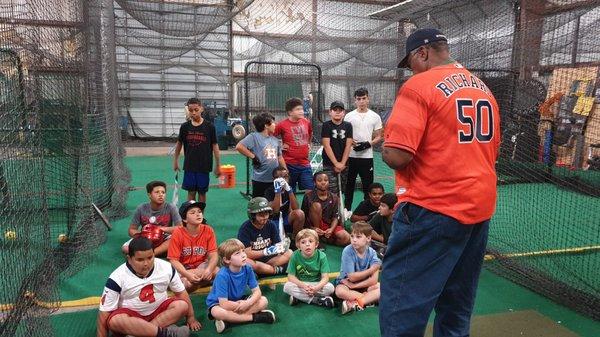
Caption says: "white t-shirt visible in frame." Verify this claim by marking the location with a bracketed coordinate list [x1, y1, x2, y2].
[345, 109, 383, 159]
[99, 258, 185, 316]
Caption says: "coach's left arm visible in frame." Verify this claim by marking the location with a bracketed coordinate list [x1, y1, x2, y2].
[382, 146, 413, 170]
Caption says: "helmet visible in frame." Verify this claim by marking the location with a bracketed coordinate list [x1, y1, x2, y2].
[179, 200, 206, 219]
[138, 224, 164, 248]
[247, 197, 272, 219]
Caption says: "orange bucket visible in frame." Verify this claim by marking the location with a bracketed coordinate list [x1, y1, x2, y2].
[219, 165, 236, 188]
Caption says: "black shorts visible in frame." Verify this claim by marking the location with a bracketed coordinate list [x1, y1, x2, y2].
[206, 295, 250, 320]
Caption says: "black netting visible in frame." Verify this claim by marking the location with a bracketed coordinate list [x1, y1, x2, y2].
[0, 1, 129, 336]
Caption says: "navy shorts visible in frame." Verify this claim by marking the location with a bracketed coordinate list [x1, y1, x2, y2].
[182, 171, 210, 193]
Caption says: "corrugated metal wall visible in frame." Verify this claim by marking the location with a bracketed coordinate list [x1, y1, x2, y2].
[114, 3, 230, 138]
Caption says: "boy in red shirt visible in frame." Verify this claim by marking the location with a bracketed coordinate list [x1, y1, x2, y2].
[168, 200, 219, 292]
[274, 97, 314, 192]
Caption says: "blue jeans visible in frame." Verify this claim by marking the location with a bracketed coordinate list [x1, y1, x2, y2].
[287, 164, 314, 192]
[380, 202, 489, 337]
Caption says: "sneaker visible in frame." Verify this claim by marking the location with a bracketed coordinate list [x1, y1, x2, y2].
[253, 310, 276, 324]
[215, 319, 228, 334]
[164, 324, 190, 337]
[341, 300, 358, 315]
[289, 295, 299, 306]
[274, 263, 288, 275]
[313, 296, 335, 308]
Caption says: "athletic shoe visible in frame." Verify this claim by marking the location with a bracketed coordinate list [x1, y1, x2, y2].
[164, 324, 190, 337]
[274, 262, 288, 275]
[215, 320, 228, 334]
[253, 310, 276, 324]
[341, 300, 359, 315]
[289, 295, 299, 306]
[313, 296, 335, 308]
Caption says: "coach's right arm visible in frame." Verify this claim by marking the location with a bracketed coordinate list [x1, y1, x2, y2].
[383, 88, 428, 170]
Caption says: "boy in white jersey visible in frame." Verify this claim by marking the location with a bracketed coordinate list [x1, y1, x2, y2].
[96, 237, 200, 337]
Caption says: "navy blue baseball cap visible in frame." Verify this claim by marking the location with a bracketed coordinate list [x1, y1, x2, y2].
[179, 200, 206, 219]
[398, 28, 448, 68]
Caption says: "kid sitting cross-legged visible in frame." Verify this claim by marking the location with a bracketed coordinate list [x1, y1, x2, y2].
[335, 221, 381, 315]
[283, 229, 335, 308]
[167, 200, 219, 292]
[206, 239, 276, 334]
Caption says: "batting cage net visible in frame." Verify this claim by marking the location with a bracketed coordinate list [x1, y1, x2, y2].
[239, 61, 322, 197]
[0, 0, 129, 336]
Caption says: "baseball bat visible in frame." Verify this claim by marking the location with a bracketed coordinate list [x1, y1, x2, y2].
[338, 173, 344, 221]
[172, 173, 179, 207]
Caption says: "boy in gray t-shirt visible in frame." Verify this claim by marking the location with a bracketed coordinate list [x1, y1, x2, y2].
[236, 113, 286, 197]
[121, 181, 182, 256]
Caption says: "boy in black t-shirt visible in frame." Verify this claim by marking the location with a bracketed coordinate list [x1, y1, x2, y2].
[173, 98, 221, 203]
[350, 182, 384, 223]
[321, 101, 353, 195]
[369, 193, 396, 245]
[369, 193, 396, 259]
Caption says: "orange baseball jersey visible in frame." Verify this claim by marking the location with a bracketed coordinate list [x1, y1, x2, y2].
[167, 224, 217, 269]
[385, 63, 500, 224]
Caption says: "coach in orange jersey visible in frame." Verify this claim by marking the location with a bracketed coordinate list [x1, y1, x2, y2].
[380, 28, 500, 337]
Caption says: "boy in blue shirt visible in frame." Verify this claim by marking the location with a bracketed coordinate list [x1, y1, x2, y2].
[335, 221, 381, 315]
[206, 238, 276, 333]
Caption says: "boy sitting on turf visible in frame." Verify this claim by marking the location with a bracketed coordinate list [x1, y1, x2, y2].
[97, 237, 200, 337]
[369, 193, 396, 245]
[122, 180, 182, 256]
[335, 221, 381, 315]
[206, 238, 276, 334]
[301, 171, 350, 247]
[349, 182, 384, 223]
[283, 228, 335, 308]
[264, 166, 305, 242]
[167, 200, 218, 292]
[238, 197, 292, 276]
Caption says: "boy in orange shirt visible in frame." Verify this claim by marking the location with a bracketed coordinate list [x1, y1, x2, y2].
[168, 200, 219, 292]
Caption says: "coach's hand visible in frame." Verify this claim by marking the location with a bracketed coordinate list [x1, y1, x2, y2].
[173, 160, 180, 171]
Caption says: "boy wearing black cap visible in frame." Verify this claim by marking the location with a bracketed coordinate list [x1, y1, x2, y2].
[321, 101, 353, 195]
[168, 200, 219, 292]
